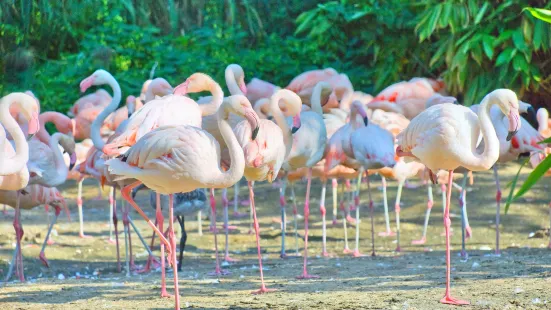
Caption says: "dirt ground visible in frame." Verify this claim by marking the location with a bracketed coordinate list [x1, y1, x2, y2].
[1, 161, 550, 310]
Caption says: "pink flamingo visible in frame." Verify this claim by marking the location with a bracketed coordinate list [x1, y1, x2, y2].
[233, 90, 301, 293]
[245, 77, 280, 104]
[397, 89, 522, 305]
[0, 92, 40, 282]
[68, 89, 111, 117]
[106, 95, 260, 309]
[282, 82, 327, 278]
[98, 72, 222, 156]
[1, 184, 66, 281]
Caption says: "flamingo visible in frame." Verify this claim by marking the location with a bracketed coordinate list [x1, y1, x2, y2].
[0, 92, 40, 282]
[98, 72, 222, 156]
[105, 94, 260, 309]
[1, 184, 66, 281]
[233, 90, 301, 293]
[280, 81, 327, 279]
[68, 89, 111, 117]
[245, 77, 280, 104]
[396, 89, 522, 305]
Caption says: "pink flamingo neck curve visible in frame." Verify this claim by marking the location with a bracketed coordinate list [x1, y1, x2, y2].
[173, 72, 224, 117]
[35, 112, 73, 144]
[0, 92, 40, 175]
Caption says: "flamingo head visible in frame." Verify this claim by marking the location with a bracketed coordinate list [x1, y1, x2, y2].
[18, 93, 40, 140]
[126, 95, 137, 117]
[351, 101, 368, 126]
[226, 95, 260, 141]
[80, 69, 112, 93]
[174, 73, 212, 96]
[490, 89, 521, 141]
[59, 134, 77, 170]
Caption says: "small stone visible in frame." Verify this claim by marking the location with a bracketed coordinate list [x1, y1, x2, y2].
[514, 287, 524, 294]
[57, 274, 65, 280]
[75, 249, 82, 254]
[532, 298, 541, 304]
[471, 262, 480, 269]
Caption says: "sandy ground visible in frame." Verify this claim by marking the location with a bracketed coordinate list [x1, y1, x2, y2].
[1, 161, 551, 309]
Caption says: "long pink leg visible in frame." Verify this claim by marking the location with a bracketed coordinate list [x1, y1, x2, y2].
[137, 218, 160, 274]
[233, 182, 247, 217]
[168, 195, 181, 308]
[440, 170, 469, 305]
[39, 205, 61, 268]
[412, 184, 433, 245]
[122, 198, 131, 276]
[379, 176, 395, 237]
[157, 194, 171, 298]
[249, 181, 276, 294]
[548, 202, 551, 249]
[352, 173, 364, 257]
[297, 168, 319, 279]
[279, 176, 288, 258]
[345, 180, 355, 224]
[366, 171, 376, 257]
[290, 182, 300, 256]
[341, 181, 351, 254]
[112, 187, 121, 273]
[394, 181, 404, 252]
[492, 165, 501, 255]
[320, 179, 329, 257]
[208, 188, 229, 276]
[14, 191, 25, 282]
[331, 179, 338, 226]
[108, 187, 115, 244]
[223, 188, 238, 263]
[77, 178, 92, 238]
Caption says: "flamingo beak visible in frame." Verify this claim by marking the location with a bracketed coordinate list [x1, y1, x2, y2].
[291, 114, 301, 134]
[363, 116, 368, 126]
[244, 110, 260, 140]
[27, 111, 40, 141]
[79, 76, 95, 93]
[507, 109, 520, 141]
[173, 81, 189, 96]
[239, 82, 248, 96]
[69, 152, 77, 170]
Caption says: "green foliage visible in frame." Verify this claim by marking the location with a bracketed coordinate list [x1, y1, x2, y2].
[524, 7, 551, 24]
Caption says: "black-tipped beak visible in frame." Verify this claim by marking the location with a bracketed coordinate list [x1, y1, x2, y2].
[267, 116, 273, 121]
[128, 112, 132, 118]
[506, 130, 518, 141]
[291, 126, 299, 134]
[69, 162, 75, 171]
[363, 116, 369, 126]
[453, 99, 459, 105]
[27, 133, 35, 141]
[252, 126, 259, 140]
[524, 106, 538, 129]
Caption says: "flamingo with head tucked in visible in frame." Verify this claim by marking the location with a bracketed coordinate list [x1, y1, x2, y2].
[396, 89, 522, 305]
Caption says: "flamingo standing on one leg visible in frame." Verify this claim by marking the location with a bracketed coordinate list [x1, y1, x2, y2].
[106, 95, 260, 310]
[397, 89, 522, 305]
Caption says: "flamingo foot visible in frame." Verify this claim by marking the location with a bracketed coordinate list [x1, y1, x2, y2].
[343, 248, 352, 254]
[233, 211, 248, 218]
[321, 251, 329, 257]
[160, 290, 174, 298]
[106, 238, 117, 245]
[240, 199, 250, 206]
[349, 205, 356, 212]
[296, 272, 319, 279]
[47, 238, 55, 246]
[332, 219, 338, 226]
[351, 250, 364, 257]
[223, 255, 240, 263]
[248, 229, 253, 235]
[39, 251, 49, 268]
[395, 246, 402, 252]
[221, 224, 239, 230]
[252, 286, 276, 295]
[379, 230, 396, 237]
[346, 215, 356, 225]
[411, 237, 426, 245]
[465, 226, 472, 239]
[547, 242, 551, 249]
[440, 295, 470, 305]
[79, 233, 92, 239]
[92, 194, 103, 201]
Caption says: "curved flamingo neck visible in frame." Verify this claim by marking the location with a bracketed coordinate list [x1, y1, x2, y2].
[0, 93, 31, 175]
[226, 65, 244, 96]
[91, 75, 121, 151]
[36, 112, 70, 144]
[462, 94, 500, 171]
[537, 109, 549, 132]
[199, 81, 224, 117]
[339, 88, 354, 111]
[213, 102, 245, 187]
[48, 133, 69, 186]
[270, 90, 301, 158]
[310, 83, 327, 115]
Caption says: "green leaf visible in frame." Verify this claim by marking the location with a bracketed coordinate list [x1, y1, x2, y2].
[524, 7, 551, 24]
[494, 30, 514, 46]
[512, 53, 528, 73]
[474, 2, 489, 24]
[538, 137, 551, 144]
[471, 44, 483, 65]
[495, 47, 516, 66]
[482, 35, 495, 59]
[504, 158, 530, 214]
[512, 29, 528, 52]
[533, 20, 544, 49]
[430, 39, 448, 67]
[512, 154, 551, 201]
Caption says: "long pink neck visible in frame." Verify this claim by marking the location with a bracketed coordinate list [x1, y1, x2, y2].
[0, 93, 32, 175]
[36, 112, 70, 144]
[48, 133, 70, 186]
